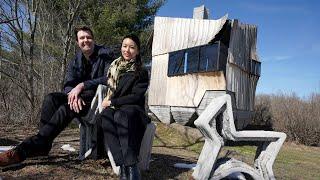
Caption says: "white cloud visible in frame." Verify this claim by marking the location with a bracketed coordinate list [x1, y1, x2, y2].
[262, 55, 292, 62]
[274, 55, 292, 61]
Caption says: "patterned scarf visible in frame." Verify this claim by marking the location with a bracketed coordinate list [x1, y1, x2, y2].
[105, 56, 136, 102]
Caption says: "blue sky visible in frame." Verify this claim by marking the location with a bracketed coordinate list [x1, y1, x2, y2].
[156, 0, 320, 97]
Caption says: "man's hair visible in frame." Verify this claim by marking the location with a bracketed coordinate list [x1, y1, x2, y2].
[74, 26, 94, 41]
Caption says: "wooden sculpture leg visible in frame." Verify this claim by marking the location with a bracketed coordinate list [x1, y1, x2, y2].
[192, 96, 227, 180]
[192, 94, 286, 180]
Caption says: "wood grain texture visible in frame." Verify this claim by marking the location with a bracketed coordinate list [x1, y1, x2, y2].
[138, 122, 156, 170]
[193, 94, 286, 180]
[171, 107, 196, 125]
[148, 105, 172, 124]
[148, 54, 169, 105]
[226, 19, 260, 111]
[226, 63, 259, 111]
[165, 71, 226, 107]
[152, 15, 228, 56]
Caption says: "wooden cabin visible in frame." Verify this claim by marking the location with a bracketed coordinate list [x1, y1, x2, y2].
[148, 5, 261, 129]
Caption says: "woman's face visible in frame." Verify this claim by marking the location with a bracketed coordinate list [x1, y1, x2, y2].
[121, 38, 139, 61]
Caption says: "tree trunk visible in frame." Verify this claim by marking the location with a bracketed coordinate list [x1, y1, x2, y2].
[59, 0, 82, 90]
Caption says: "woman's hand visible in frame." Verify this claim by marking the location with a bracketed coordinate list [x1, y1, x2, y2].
[101, 99, 111, 109]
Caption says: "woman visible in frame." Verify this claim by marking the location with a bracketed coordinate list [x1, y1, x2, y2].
[97, 34, 149, 180]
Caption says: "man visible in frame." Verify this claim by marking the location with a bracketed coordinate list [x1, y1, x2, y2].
[0, 26, 114, 167]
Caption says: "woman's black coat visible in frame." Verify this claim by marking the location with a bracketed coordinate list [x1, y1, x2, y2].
[109, 69, 150, 151]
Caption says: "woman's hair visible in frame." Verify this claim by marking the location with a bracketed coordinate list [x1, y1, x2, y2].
[122, 34, 142, 73]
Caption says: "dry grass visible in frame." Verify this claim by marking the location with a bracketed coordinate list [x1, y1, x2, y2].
[154, 122, 320, 179]
[254, 93, 320, 146]
[1, 122, 320, 179]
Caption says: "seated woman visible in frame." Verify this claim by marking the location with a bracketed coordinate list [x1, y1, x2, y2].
[97, 34, 149, 180]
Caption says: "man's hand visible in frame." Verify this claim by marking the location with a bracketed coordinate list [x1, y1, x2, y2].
[101, 99, 111, 109]
[68, 83, 84, 105]
[71, 97, 86, 113]
[68, 83, 84, 112]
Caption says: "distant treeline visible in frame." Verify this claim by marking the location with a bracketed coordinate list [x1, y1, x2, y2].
[253, 92, 320, 146]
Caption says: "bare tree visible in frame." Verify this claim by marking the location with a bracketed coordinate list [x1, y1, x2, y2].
[0, 0, 83, 124]
[59, 0, 82, 89]
[0, 0, 40, 123]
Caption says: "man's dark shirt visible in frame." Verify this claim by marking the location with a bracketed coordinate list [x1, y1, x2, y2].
[63, 45, 114, 102]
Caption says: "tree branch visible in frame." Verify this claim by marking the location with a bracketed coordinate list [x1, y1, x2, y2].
[0, 18, 18, 24]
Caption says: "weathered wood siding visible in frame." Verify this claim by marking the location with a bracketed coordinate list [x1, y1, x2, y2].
[148, 105, 172, 124]
[148, 54, 168, 105]
[226, 20, 260, 111]
[149, 15, 261, 123]
[171, 107, 196, 125]
[148, 57, 227, 107]
[152, 15, 228, 56]
[166, 71, 226, 107]
[149, 47, 227, 107]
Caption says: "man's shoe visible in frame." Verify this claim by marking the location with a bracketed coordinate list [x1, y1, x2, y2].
[119, 164, 128, 180]
[127, 164, 141, 180]
[0, 149, 22, 167]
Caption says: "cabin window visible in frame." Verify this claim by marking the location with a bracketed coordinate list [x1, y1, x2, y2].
[199, 44, 219, 72]
[250, 59, 261, 76]
[186, 47, 199, 73]
[168, 50, 185, 75]
[168, 43, 225, 76]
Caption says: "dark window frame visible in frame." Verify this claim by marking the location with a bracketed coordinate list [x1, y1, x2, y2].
[168, 41, 227, 77]
[249, 59, 261, 76]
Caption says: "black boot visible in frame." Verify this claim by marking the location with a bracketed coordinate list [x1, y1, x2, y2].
[127, 164, 141, 180]
[119, 164, 128, 180]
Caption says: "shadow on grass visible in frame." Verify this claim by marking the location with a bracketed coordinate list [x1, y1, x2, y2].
[0, 138, 20, 146]
[143, 153, 195, 179]
[1, 153, 194, 179]
[1, 154, 79, 172]
[1, 154, 115, 179]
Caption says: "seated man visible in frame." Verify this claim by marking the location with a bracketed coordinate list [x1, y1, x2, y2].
[0, 26, 114, 167]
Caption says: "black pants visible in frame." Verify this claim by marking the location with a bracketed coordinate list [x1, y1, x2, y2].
[16, 92, 91, 159]
[97, 107, 144, 166]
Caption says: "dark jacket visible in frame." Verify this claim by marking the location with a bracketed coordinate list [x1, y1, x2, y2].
[63, 45, 114, 101]
[110, 69, 150, 150]
[110, 69, 150, 124]
[111, 70, 149, 109]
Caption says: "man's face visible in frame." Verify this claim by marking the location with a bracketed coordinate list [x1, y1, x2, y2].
[76, 30, 94, 55]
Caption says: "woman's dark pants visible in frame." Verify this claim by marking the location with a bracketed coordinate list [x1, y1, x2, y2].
[97, 107, 142, 166]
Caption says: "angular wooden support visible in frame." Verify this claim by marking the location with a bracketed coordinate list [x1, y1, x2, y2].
[211, 158, 262, 179]
[192, 94, 286, 180]
[138, 122, 156, 170]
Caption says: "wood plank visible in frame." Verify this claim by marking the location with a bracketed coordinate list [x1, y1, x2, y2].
[171, 107, 196, 125]
[148, 54, 169, 105]
[149, 105, 172, 124]
[227, 20, 259, 73]
[165, 71, 226, 107]
[226, 63, 259, 111]
[152, 15, 228, 56]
